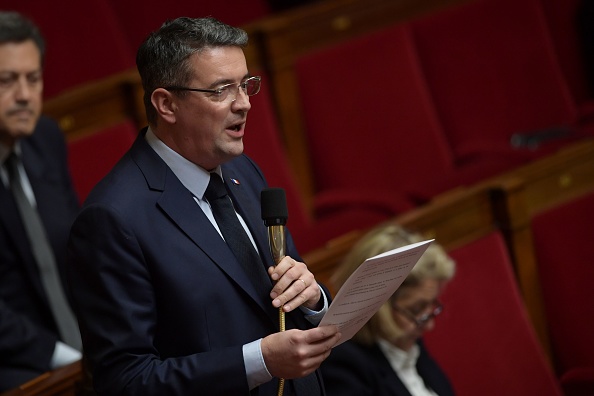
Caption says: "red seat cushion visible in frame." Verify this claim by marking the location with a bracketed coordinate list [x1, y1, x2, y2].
[531, 191, 594, 375]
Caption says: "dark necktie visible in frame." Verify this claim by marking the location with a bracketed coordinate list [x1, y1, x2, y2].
[205, 174, 320, 396]
[5, 153, 82, 351]
[204, 173, 272, 300]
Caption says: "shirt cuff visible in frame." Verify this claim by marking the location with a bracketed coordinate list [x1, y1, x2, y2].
[50, 341, 82, 369]
[299, 284, 329, 326]
[243, 339, 272, 390]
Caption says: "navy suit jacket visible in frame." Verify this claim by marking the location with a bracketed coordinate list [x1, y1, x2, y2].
[67, 129, 325, 395]
[320, 339, 455, 396]
[0, 116, 80, 391]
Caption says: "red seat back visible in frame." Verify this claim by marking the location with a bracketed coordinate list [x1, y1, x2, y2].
[424, 231, 563, 396]
[294, 24, 455, 205]
[14, 0, 135, 98]
[539, 0, 593, 104]
[531, 191, 594, 375]
[105, 0, 270, 51]
[67, 122, 138, 203]
[410, 0, 578, 161]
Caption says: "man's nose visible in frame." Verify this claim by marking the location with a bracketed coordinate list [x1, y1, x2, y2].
[14, 77, 32, 101]
[231, 87, 252, 112]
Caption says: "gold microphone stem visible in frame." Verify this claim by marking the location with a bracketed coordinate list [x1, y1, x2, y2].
[268, 226, 286, 396]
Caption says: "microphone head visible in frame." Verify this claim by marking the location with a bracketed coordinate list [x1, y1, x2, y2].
[261, 188, 288, 226]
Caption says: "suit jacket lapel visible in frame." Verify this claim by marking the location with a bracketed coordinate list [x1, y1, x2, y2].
[130, 133, 275, 319]
[370, 344, 414, 396]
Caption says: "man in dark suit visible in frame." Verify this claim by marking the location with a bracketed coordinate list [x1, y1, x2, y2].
[67, 17, 341, 395]
[0, 12, 81, 392]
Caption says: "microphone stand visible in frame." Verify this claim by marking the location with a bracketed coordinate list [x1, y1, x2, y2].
[261, 187, 289, 396]
[267, 224, 286, 396]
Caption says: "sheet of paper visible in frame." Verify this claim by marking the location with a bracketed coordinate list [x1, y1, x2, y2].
[319, 239, 434, 346]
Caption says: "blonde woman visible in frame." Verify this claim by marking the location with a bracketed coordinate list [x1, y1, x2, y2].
[321, 223, 456, 396]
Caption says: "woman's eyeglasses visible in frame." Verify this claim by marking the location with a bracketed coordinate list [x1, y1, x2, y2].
[393, 300, 444, 328]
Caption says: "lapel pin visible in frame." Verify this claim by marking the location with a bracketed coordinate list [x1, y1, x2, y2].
[230, 178, 240, 185]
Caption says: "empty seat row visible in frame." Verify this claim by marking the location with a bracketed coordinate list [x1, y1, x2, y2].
[282, 0, 594, 226]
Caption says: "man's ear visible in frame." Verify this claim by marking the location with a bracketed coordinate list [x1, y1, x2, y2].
[151, 88, 177, 124]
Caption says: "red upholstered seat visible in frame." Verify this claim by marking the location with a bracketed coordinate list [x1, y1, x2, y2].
[538, 0, 594, 139]
[410, 0, 585, 167]
[105, 0, 270, 51]
[530, 191, 594, 378]
[423, 231, 563, 396]
[294, 24, 459, 213]
[245, 75, 389, 253]
[13, 0, 135, 98]
[560, 366, 594, 396]
[293, 18, 552, 217]
[67, 121, 138, 203]
[539, 0, 594, 105]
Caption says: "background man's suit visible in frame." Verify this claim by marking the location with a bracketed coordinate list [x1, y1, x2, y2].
[0, 116, 80, 390]
[320, 339, 455, 396]
[68, 129, 325, 395]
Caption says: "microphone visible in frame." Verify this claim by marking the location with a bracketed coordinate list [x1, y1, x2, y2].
[261, 188, 288, 266]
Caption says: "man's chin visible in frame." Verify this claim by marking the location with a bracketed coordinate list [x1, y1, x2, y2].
[3, 124, 37, 143]
[227, 141, 244, 157]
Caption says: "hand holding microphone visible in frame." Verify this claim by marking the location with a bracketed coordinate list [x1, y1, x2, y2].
[260, 189, 333, 395]
[261, 188, 320, 312]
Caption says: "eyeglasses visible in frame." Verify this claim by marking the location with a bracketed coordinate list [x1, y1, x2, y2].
[393, 300, 443, 328]
[164, 76, 261, 103]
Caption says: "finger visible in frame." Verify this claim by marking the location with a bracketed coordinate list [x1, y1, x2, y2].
[270, 261, 303, 296]
[304, 325, 341, 344]
[279, 288, 309, 312]
[274, 272, 321, 311]
[269, 256, 296, 282]
[292, 327, 342, 357]
[271, 284, 303, 309]
[272, 273, 313, 310]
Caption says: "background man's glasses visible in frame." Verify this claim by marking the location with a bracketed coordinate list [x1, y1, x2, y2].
[164, 76, 261, 103]
[393, 300, 444, 328]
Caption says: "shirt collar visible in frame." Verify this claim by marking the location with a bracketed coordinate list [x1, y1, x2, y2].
[377, 338, 420, 371]
[144, 127, 223, 199]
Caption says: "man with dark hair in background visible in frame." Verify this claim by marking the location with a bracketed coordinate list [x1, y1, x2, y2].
[0, 11, 82, 392]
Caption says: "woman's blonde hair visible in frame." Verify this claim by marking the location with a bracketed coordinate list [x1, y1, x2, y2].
[331, 222, 456, 345]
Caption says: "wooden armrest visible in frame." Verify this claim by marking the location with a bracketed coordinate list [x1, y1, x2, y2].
[0, 361, 84, 396]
